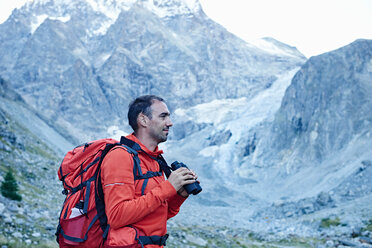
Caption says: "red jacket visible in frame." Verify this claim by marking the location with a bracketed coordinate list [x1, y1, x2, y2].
[101, 134, 186, 247]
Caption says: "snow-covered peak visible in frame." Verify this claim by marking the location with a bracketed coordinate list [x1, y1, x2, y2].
[22, 0, 200, 19]
[250, 37, 306, 59]
[17, 0, 201, 36]
[140, 0, 201, 18]
[85, 0, 137, 19]
[17, 0, 136, 36]
[30, 14, 71, 33]
[23, 0, 135, 18]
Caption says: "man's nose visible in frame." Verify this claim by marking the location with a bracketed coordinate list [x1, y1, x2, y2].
[166, 118, 173, 127]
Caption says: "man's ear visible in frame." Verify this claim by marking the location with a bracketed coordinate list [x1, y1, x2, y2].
[138, 113, 148, 128]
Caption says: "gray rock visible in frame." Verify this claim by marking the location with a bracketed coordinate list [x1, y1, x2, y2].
[325, 240, 335, 247]
[0, 140, 11, 152]
[3, 213, 12, 224]
[208, 129, 232, 146]
[15, 218, 25, 225]
[0, 202, 5, 215]
[32, 232, 41, 238]
[339, 239, 358, 247]
[185, 234, 208, 246]
[252, 39, 372, 169]
[316, 192, 334, 207]
[13, 232, 23, 238]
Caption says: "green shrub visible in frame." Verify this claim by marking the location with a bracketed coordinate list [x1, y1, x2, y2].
[320, 217, 341, 228]
[1, 169, 22, 201]
[361, 219, 372, 232]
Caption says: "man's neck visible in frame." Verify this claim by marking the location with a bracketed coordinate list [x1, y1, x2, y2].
[133, 132, 158, 152]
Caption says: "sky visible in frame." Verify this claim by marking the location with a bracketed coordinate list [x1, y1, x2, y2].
[1, 0, 372, 57]
[198, 0, 372, 57]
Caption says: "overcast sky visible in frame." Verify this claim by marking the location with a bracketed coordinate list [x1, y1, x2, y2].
[1, 0, 372, 57]
[199, 0, 372, 57]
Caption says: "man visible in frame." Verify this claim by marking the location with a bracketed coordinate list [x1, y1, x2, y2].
[101, 95, 197, 247]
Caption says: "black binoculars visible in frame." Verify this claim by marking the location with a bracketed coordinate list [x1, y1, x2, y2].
[171, 161, 202, 195]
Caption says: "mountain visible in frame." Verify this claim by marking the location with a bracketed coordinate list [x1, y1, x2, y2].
[239, 39, 372, 200]
[0, 0, 305, 141]
[165, 40, 372, 239]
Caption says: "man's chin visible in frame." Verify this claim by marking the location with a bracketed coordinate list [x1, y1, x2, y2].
[156, 134, 168, 144]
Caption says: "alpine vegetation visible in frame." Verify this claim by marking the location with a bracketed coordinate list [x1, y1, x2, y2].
[1, 169, 22, 201]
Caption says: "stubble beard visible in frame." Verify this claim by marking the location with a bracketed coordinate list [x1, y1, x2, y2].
[150, 128, 169, 144]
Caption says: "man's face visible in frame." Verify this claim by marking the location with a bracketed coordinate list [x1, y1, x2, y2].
[148, 100, 173, 144]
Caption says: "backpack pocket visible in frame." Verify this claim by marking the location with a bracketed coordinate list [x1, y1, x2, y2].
[58, 208, 103, 247]
[104, 226, 141, 248]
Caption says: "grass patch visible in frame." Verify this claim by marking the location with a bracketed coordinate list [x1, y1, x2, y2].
[167, 225, 326, 248]
[275, 236, 320, 248]
[0, 239, 58, 248]
[25, 143, 58, 161]
[320, 217, 341, 228]
[361, 219, 372, 232]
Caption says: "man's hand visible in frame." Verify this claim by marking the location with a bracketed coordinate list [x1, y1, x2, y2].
[167, 167, 198, 195]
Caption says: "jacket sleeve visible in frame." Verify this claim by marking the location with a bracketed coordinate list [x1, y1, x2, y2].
[167, 193, 187, 219]
[101, 148, 177, 229]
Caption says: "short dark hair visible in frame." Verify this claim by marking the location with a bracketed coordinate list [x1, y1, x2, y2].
[128, 95, 164, 132]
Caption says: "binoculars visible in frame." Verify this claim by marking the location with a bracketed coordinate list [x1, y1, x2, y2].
[171, 161, 202, 195]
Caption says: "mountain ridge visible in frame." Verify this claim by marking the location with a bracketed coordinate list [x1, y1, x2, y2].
[0, 0, 306, 141]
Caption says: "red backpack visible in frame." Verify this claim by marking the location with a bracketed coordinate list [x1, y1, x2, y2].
[55, 136, 171, 247]
[55, 138, 120, 247]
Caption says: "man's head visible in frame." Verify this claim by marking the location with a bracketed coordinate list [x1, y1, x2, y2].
[128, 95, 173, 144]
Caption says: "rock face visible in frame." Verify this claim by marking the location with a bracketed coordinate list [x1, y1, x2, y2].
[270, 39, 372, 165]
[0, 0, 305, 141]
[250, 39, 372, 169]
[234, 40, 372, 206]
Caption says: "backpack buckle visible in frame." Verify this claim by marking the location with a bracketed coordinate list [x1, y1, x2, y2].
[160, 234, 169, 246]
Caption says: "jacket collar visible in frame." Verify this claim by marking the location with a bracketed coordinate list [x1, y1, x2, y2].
[126, 133, 163, 157]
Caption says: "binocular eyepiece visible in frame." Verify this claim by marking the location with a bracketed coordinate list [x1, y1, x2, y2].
[171, 161, 202, 195]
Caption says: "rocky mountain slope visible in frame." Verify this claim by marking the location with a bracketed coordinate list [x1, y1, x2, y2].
[0, 77, 74, 246]
[0, 0, 305, 141]
[239, 39, 372, 201]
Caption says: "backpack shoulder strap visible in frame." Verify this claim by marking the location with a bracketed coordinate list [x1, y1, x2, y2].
[94, 142, 122, 240]
[120, 136, 172, 177]
[156, 155, 172, 178]
[120, 136, 141, 152]
[94, 137, 146, 238]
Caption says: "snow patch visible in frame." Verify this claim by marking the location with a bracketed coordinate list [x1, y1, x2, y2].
[199, 145, 219, 157]
[250, 38, 300, 58]
[95, 52, 113, 67]
[142, 0, 200, 18]
[366, 58, 372, 72]
[30, 14, 48, 33]
[30, 14, 71, 34]
[72, 48, 91, 66]
[174, 97, 249, 126]
[90, 21, 114, 36]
